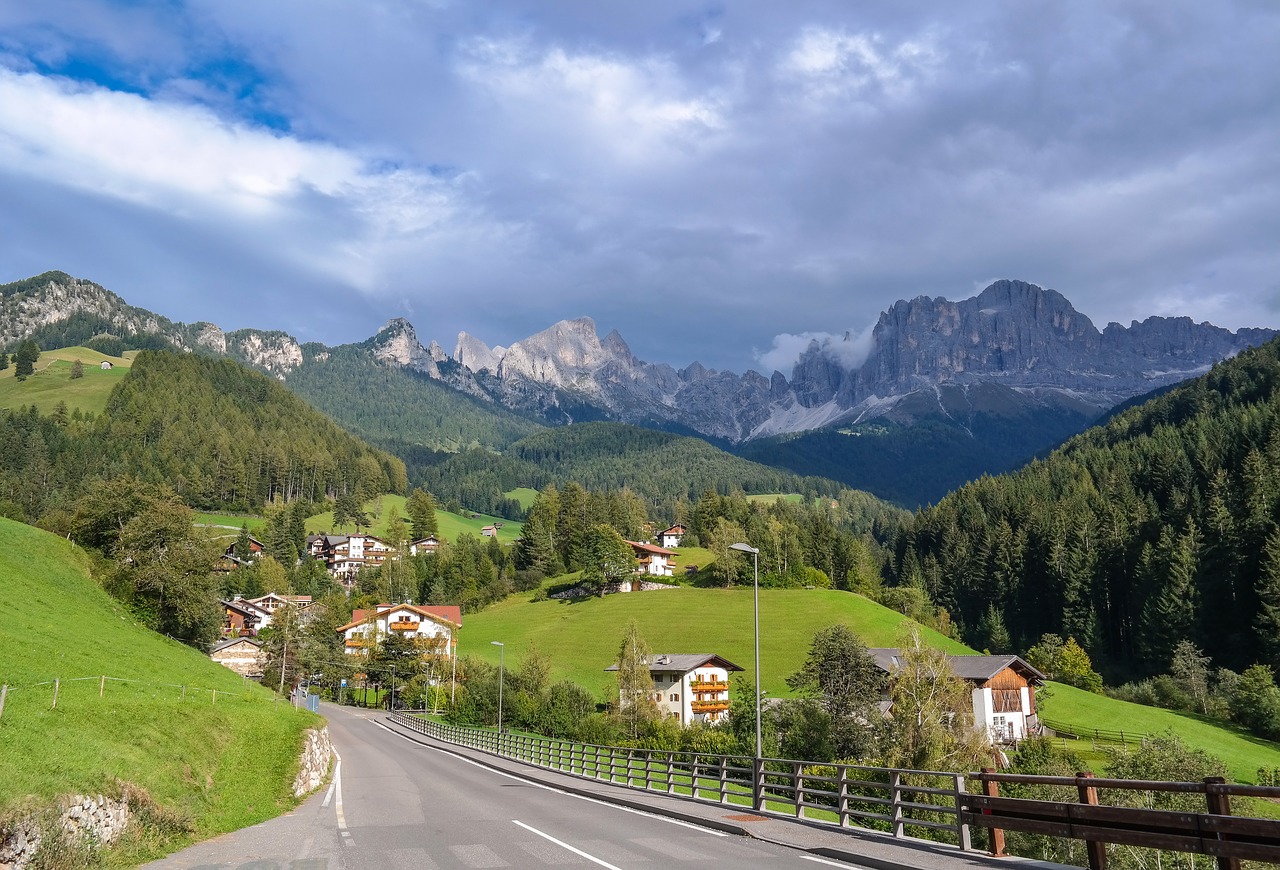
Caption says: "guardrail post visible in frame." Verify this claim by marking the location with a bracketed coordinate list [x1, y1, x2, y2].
[953, 773, 971, 851]
[1076, 772, 1107, 870]
[794, 761, 805, 819]
[891, 769, 904, 838]
[981, 768, 1006, 857]
[1204, 776, 1240, 870]
[839, 766, 850, 828]
[753, 757, 764, 812]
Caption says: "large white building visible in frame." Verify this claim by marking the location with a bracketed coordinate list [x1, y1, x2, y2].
[606, 653, 744, 726]
[337, 603, 461, 658]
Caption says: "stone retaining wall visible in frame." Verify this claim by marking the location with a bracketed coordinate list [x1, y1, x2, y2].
[0, 795, 130, 870]
[292, 726, 333, 797]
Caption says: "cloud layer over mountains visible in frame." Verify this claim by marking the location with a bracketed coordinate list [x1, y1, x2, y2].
[1, 2, 1278, 371]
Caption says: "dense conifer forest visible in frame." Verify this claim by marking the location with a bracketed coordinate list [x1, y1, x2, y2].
[0, 350, 405, 521]
[886, 336, 1280, 678]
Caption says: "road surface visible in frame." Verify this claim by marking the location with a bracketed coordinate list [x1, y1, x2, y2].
[145, 703, 859, 870]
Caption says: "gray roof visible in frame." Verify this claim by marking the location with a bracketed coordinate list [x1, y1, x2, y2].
[866, 649, 1046, 683]
[604, 653, 745, 674]
[212, 637, 262, 653]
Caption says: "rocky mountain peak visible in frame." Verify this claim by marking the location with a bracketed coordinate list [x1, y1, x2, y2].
[454, 331, 503, 374]
[371, 318, 438, 376]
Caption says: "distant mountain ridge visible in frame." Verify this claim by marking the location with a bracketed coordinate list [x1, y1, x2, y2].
[1, 272, 1273, 503]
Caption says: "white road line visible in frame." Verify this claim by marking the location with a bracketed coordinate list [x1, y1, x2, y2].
[802, 855, 854, 867]
[373, 721, 728, 837]
[513, 819, 623, 870]
[329, 748, 354, 846]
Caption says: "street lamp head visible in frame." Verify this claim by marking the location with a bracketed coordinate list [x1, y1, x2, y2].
[491, 640, 504, 647]
[729, 542, 758, 555]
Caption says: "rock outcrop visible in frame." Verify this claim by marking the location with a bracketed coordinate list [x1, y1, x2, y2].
[0, 794, 130, 869]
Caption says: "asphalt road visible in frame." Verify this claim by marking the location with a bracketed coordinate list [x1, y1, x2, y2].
[145, 704, 857, 870]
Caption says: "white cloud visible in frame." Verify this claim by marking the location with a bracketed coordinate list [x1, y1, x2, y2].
[756, 325, 875, 377]
[456, 38, 725, 163]
[778, 26, 941, 104]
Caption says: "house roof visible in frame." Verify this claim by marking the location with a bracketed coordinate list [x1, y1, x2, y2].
[221, 598, 262, 618]
[604, 653, 744, 673]
[626, 540, 676, 556]
[867, 649, 1046, 684]
[212, 637, 262, 653]
[660, 525, 686, 534]
[335, 603, 462, 632]
[410, 536, 440, 545]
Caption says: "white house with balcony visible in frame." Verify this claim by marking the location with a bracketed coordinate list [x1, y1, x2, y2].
[337, 603, 462, 659]
[605, 653, 744, 726]
[625, 540, 677, 577]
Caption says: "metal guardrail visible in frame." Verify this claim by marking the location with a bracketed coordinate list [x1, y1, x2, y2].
[388, 713, 1280, 868]
[387, 713, 971, 847]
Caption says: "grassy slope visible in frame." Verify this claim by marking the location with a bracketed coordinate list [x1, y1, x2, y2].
[744, 493, 804, 504]
[504, 487, 539, 510]
[0, 518, 317, 860]
[0, 346, 132, 416]
[459, 585, 973, 697]
[1040, 682, 1280, 785]
[305, 494, 524, 544]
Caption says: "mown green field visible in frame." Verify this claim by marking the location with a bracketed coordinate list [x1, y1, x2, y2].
[0, 346, 132, 416]
[195, 513, 267, 533]
[1039, 681, 1280, 785]
[744, 493, 804, 504]
[0, 518, 317, 863]
[504, 487, 540, 510]
[305, 494, 523, 544]
[458, 585, 973, 696]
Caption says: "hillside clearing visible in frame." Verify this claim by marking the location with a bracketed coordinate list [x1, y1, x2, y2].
[0, 345, 131, 416]
[305, 495, 523, 544]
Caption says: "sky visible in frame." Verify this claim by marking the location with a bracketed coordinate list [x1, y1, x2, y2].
[1, 2, 1278, 375]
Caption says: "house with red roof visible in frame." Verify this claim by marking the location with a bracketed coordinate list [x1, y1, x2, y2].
[337, 602, 461, 659]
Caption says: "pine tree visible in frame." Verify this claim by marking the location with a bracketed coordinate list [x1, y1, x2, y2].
[70, 359, 84, 379]
[406, 488, 439, 540]
[1255, 529, 1280, 668]
[13, 340, 39, 380]
[614, 620, 658, 739]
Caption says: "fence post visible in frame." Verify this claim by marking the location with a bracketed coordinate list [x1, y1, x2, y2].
[753, 756, 765, 812]
[954, 773, 972, 851]
[839, 766, 850, 828]
[1203, 776, 1240, 870]
[794, 761, 804, 819]
[981, 768, 1006, 857]
[1076, 772, 1107, 870]
[891, 769, 904, 838]
[100, 675, 105, 698]
[0, 684, 6, 719]
[52, 678, 59, 710]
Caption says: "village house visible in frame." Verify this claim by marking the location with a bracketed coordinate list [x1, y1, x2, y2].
[220, 593, 313, 637]
[210, 637, 264, 678]
[408, 535, 440, 556]
[224, 536, 265, 561]
[657, 524, 686, 548]
[337, 603, 462, 660]
[605, 653, 743, 726]
[307, 533, 397, 585]
[626, 540, 677, 577]
[99, 360, 113, 370]
[481, 525, 497, 538]
[868, 649, 1045, 744]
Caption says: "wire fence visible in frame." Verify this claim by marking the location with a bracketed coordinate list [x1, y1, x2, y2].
[0, 673, 303, 720]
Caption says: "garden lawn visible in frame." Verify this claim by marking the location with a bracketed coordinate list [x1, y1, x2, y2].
[459, 585, 972, 697]
[0, 518, 317, 864]
[1040, 681, 1280, 785]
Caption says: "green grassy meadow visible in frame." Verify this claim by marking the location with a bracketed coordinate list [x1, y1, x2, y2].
[0, 517, 317, 863]
[0, 346, 132, 416]
[305, 494, 524, 544]
[458, 585, 973, 696]
[1039, 681, 1280, 785]
[504, 487, 540, 510]
[195, 513, 267, 533]
[744, 493, 804, 504]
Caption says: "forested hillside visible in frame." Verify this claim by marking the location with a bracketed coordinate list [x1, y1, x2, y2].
[887, 336, 1280, 677]
[0, 350, 405, 522]
[418, 421, 881, 521]
[283, 344, 539, 458]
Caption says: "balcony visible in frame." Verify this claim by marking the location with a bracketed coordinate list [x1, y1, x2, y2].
[389, 620, 418, 631]
[690, 681, 729, 692]
[345, 638, 371, 648]
[691, 699, 731, 713]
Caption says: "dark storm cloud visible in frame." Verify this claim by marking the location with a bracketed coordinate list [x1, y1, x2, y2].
[0, 1, 1277, 372]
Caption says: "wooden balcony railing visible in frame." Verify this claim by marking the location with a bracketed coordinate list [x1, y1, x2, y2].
[389, 621, 417, 631]
[690, 681, 729, 692]
[691, 699, 730, 713]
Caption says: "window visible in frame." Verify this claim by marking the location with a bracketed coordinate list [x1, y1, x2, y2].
[669, 693, 679, 702]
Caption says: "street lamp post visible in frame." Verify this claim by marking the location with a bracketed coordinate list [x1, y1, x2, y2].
[729, 542, 762, 761]
[491, 640, 505, 733]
